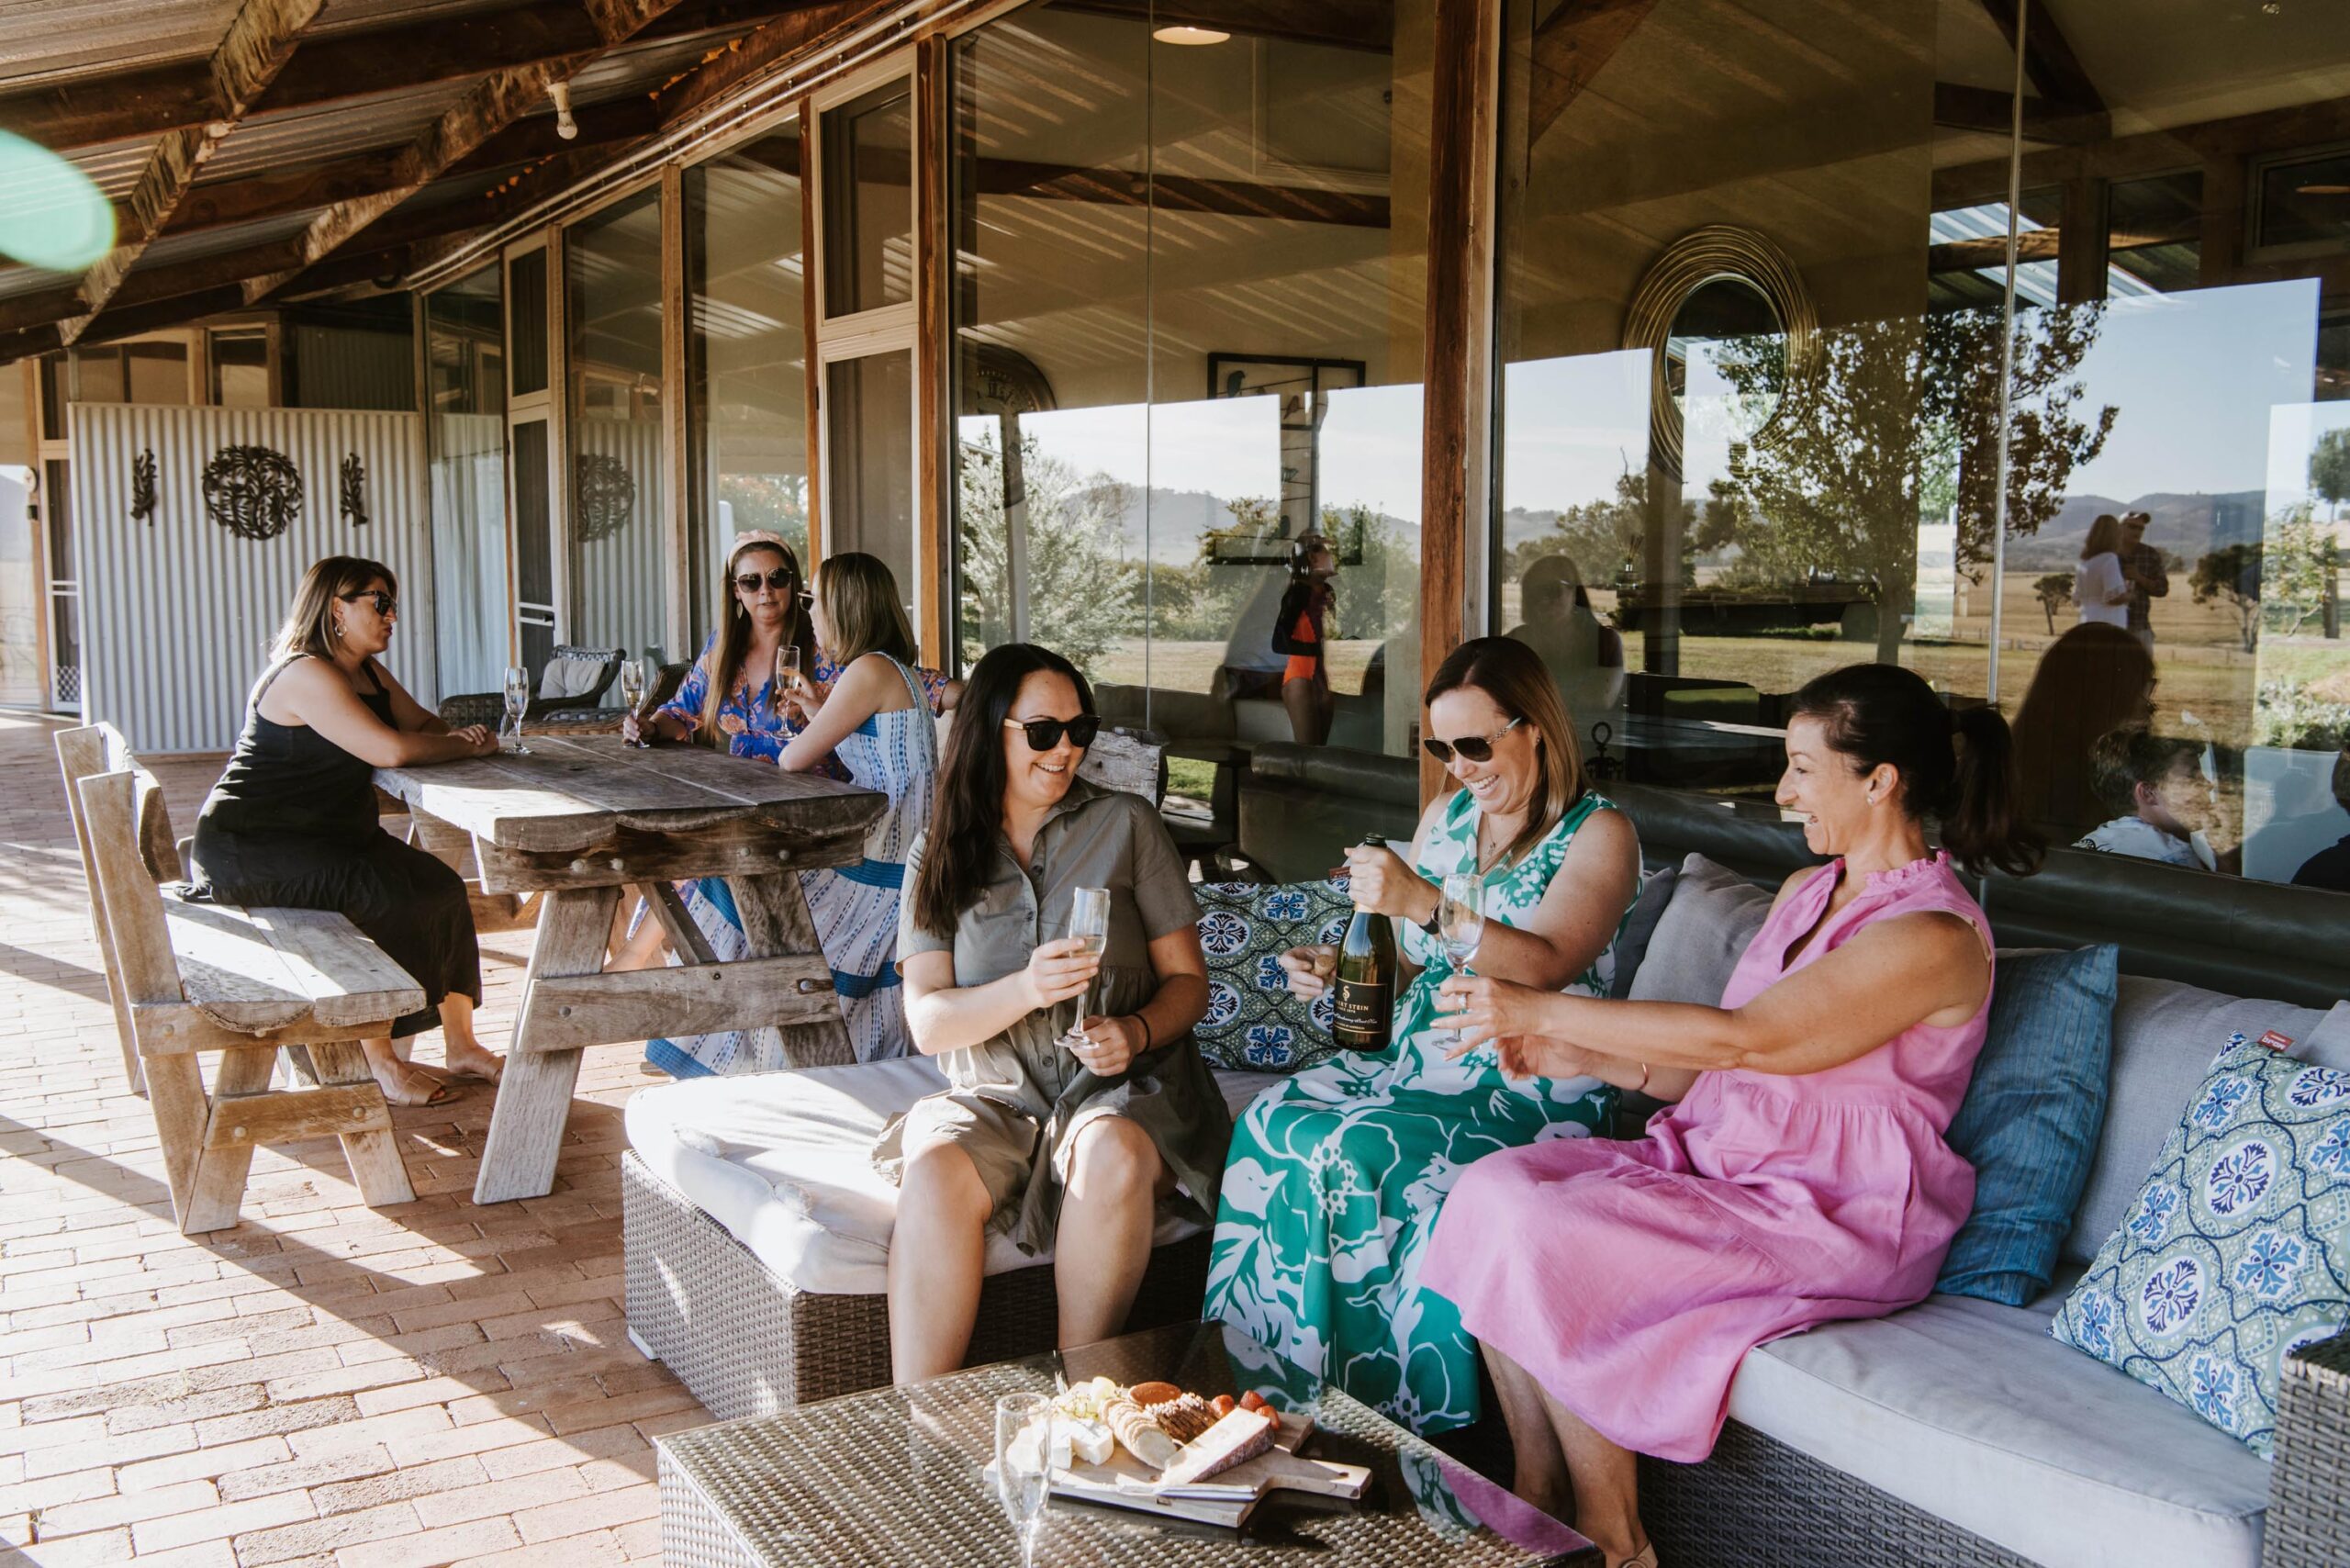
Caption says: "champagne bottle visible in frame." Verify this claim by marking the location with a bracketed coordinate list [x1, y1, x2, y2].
[1331, 834, 1397, 1049]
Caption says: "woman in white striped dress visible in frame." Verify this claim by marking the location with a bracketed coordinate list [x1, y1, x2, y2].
[647, 553, 938, 1069]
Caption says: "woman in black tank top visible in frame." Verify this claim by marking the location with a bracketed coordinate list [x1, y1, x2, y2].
[191, 556, 502, 1106]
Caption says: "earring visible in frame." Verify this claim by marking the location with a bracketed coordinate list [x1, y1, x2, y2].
[330, 622, 342, 641]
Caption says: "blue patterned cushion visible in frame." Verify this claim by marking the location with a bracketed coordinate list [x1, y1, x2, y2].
[1192, 878, 1353, 1074]
[2050, 1034, 2350, 1453]
[1937, 945, 2119, 1305]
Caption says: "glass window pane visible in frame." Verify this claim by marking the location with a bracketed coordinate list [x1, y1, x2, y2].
[73, 347, 126, 405]
[509, 248, 549, 397]
[512, 419, 554, 675]
[0, 465, 33, 706]
[209, 329, 270, 407]
[37, 354, 63, 441]
[688, 124, 810, 652]
[1495, 0, 2019, 807]
[43, 458, 77, 707]
[825, 351, 914, 602]
[126, 342, 189, 404]
[822, 83, 912, 317]
[427, 265, 510, 699]
[2006, 10, 2350, 888]
[565, 188, 667, 664]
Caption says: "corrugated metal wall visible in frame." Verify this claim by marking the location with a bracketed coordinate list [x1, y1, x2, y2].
[72, 404, 434, 755]
[572, 416, 668, 664]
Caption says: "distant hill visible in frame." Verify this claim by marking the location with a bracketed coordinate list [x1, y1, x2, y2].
[2006, 489, 2266, 570]
[1072, 482, 1419, 565]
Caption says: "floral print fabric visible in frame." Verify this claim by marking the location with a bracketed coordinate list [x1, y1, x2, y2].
[2052, 1034, 2350, 1453]
[1191, 878, 1354, 1073]
[1203, 789, 1625, 1434]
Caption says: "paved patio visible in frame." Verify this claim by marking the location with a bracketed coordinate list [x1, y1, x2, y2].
[0, 710, 696, 1566]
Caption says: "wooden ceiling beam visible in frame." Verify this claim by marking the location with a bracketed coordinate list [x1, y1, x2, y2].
[0, 0, 823, 154]
[1932, 94, 2350, 209]
[1975, 0, 2104, 115]
[161, 97, 664, 240]
[233, 0, 704, 306]
[1527, 0, 1659, 145]
[55, 0, 328, 345]
[1932, 81, 2107, 146]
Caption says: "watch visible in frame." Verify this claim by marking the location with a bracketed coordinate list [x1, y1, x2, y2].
[1416, 884, 1444, 938]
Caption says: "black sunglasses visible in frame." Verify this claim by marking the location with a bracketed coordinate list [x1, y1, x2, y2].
[1003, 714, 1101, 752]
[1423, 715, 1522, 766]
[339, 589, 396, 616]
[733, 567, 798, 593]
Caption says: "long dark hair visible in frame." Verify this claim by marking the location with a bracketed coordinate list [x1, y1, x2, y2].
[1788, 663, 2041, 877]
[2010, 623, 2155, 840]
[1424, 636, 1584, 869]
[272, 555, 397, 664]
[911, 644, 1095, 938]
[698, 537, 817, 745]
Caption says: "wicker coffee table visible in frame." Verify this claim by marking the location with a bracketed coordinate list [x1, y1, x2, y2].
[657, 1319, 1599, 1566]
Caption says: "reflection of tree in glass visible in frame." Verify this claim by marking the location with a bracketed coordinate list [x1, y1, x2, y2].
[1504, 467, 1701, 590]
[2193, 543, 2263, 654]
[1710, 305, 2116, 664]
[957, 434, 1136, 673]
[2311, 429, 2350, 524]
[718, 474, 807, 561]
[2035, 573, 2075, 634]
[2257, 511, 2338, 640]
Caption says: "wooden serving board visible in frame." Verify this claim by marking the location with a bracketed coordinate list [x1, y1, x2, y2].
[1039, 1413, 1371, 1530]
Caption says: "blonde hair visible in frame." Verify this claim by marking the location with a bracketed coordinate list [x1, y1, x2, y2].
[2081, 513, 2123, 561]
[1424, 636, 1585, 870]
[698, 537, 813, 745]
[271, 556, 397, 665]
[815, 552, 915, 667]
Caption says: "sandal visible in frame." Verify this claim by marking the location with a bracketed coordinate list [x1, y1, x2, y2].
[438, 1044, 504, 1084]
[373, 1058, 455, 1107]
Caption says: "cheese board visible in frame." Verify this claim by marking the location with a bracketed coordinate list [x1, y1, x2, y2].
[991, 1388, 1373, 1531]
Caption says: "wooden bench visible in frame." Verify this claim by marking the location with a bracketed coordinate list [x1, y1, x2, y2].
[56, 724, 425, 1234]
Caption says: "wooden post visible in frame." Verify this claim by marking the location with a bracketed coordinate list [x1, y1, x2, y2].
[1416, 0, 1500, 806]
[662, 162, 692, 665]
[913, 36, 950, 666]
[800, 97, 825, 569]
[2056, 175, 2109, 304]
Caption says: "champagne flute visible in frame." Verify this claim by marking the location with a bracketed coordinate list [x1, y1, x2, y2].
[1437, 871, 1483, 1051]
[994, 1391, 1052, 1568]
[774, 643, 801, 718]
[1067, 885, 1111, 1044]
[501, 666, 532, 756]
[618, 658, 647, 747]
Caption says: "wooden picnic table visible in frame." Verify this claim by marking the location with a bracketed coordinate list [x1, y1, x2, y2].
[375, 736, 884, 1204]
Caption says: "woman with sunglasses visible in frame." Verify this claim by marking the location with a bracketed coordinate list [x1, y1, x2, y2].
[879, 644, 1228, 1383]
[189, 556, 502, 1106]
[1202, 635, 1640, 1437]
[643, 554, 939, 1071]
[623, 532, 819, 758]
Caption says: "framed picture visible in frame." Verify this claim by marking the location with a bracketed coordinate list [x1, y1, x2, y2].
[1203, 353, 1368, 566]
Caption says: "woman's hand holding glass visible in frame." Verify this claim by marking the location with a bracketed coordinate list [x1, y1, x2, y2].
[1066, 1013, 1145, 1076]
[1278, 944, 1337, 1000]
[1019, 936, 1101, 1015]
[1436, 970, 1589, 1078]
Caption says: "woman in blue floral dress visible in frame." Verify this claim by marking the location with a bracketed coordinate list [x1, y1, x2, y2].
[1203, 637, 1641, 1435]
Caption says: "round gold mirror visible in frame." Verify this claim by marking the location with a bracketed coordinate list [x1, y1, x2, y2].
[1624, 228, 1818, 482]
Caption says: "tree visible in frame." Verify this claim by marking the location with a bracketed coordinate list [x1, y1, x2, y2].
[1504, 466, 1700, 596]
[957, 432, 1136, 674]
[1711, 302, 2116, 663]
[2034, 572, 2073, 634]
[2311, 427, 2350, 523]
[2261, 508, 2338, 639]
[2192, 543, 2262, 655]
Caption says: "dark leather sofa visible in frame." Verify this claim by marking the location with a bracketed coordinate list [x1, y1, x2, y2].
[1235, 745, 2350, 1009]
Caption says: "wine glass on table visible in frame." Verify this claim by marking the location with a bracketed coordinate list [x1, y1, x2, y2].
[1066, 885, 1111, 1043]
[618, 658, 646, 747]
[501, 666, 532, 755]
[995, 1391, 1053, 1568]
[1436, 871, 1483, 1051]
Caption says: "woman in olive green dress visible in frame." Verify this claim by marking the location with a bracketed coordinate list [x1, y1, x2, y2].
[1203, 636, 1642, 1434]
[882, 644, 1231, 1383]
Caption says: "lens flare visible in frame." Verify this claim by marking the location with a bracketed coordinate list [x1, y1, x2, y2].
[0, 130, 115, 272]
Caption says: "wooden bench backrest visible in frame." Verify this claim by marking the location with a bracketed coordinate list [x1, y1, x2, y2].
[77, 769, 184, 1011]
[58, 722, 181, 886]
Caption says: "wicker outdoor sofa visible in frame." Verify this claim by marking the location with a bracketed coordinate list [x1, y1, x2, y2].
[621, 854, 2350, 1568]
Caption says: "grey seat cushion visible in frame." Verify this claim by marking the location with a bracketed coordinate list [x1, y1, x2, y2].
[2063, 979, 2333, 1265]
[625, 1058, 1281, 1295]
[1729, 1281, 2272, 1568]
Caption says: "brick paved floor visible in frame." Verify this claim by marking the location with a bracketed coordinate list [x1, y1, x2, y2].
[0, 710, 701, 1566]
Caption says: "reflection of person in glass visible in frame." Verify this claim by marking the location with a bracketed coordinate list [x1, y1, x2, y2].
[2291, 749, 2350, 893]
[1272, 533, 1337, 745]
[2010, 623, 2155, 845]
[2071, 513, 2131, 629]
[2073, 727, 2221, 872]
[1506, 554, 1625, 742]
[2117, 510, 2169, 650]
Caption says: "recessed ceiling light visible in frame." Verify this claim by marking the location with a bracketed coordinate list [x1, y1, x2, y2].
[1153, 25, 1230, 45]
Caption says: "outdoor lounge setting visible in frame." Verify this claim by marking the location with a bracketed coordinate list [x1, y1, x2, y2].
[3, 1, 2350, 1566]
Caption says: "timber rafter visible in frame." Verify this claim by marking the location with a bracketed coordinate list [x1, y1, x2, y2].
[55, 0, 327, 344]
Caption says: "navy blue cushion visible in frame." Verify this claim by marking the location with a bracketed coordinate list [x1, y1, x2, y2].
[1937, 945, 2121, 1305]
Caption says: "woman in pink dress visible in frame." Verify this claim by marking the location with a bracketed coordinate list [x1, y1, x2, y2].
[1423, 663, 2040, 1568]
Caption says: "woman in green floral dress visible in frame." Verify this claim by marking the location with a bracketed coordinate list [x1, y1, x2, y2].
[1204, 637, 1642, 1434]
